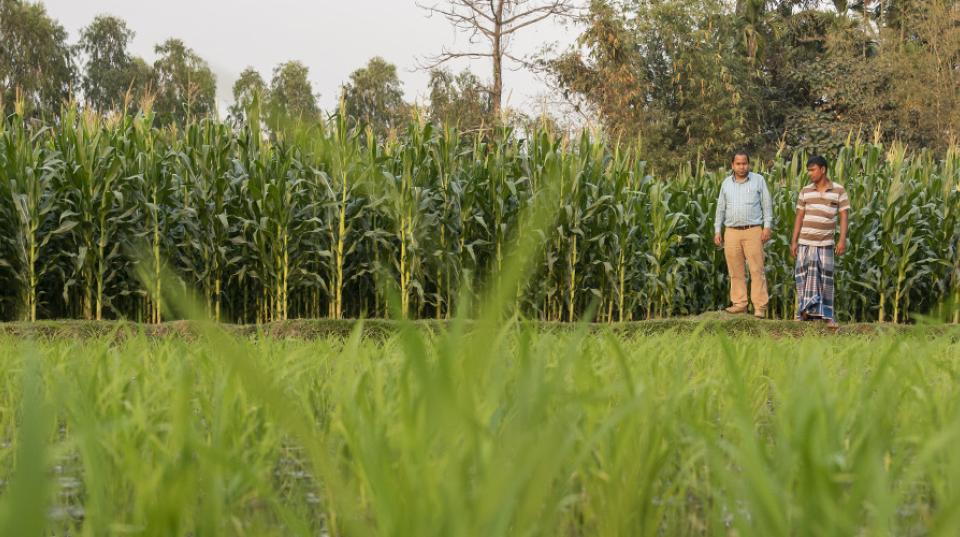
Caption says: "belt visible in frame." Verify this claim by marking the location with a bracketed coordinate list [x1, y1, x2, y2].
[728, 224, 760, 230]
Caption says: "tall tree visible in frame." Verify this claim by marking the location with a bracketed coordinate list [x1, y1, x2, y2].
[76, 14, 153, 113]
[267, 60, 319, 123]
[754, 5, 891, 152]
[883, 0, 960, 150]
[230, 66, 268, 121]
[645, 0, 761, 162]
[152, 38, 217, 125]
[427, 68, 492, 132]
[543, 0, 664, 144]
[341, 57, 408, 136]
[0, 0, 76, 117]
[418, 0, 575, 117]
[545, 0, 760, 165]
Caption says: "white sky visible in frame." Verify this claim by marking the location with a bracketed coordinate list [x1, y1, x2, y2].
[42, 0, 582, 116]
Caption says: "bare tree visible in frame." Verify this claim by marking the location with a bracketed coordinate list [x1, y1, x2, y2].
[418, 0, 576, 117]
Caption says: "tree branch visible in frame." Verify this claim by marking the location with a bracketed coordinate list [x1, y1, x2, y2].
[502, 4, 573, 35]
[464, 1, 497, 24]
[502, 51, 533, 69]
[501, 0, 574, 28]
[418, 1, 496, 36]
[417, 48, 497, 70]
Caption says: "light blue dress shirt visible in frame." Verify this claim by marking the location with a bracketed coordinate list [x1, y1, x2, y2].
[714, 172, 773, 234]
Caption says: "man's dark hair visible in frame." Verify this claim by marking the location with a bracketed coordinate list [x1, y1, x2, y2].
[732, 150, 750, 163]
[807, 155, 828, 169]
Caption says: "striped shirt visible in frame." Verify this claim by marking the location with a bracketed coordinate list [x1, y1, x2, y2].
[796, 181, 850, 246]
[713, 172, 773, 234]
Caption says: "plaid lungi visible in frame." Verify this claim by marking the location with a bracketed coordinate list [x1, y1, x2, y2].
[795, 244, 835, 320]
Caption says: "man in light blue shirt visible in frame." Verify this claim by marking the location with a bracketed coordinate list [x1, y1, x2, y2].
[713, 151, 773, 317]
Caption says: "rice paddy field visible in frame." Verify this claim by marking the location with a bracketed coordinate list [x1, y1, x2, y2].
[0, 316, 957, 536]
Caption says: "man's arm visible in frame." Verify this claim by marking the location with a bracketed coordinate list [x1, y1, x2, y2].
[836, 188, 850, 255]
[714, 182, 726, 247]
[837, 209, 849, 255]
[760, 176, 773, 243]
[790, 209, 804, 259]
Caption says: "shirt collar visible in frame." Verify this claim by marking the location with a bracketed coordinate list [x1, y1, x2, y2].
[805, 180, 834, 191]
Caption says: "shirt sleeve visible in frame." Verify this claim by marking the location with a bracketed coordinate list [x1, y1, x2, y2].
[796, 190, 806, 211]
[714, 182, 726, 234]
[760, 176, 773, 229]
[838, 188, 851, 212]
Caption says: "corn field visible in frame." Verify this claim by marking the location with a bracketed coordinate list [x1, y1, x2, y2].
[0, 104, 958, 324]
[2, 325, 960, 536]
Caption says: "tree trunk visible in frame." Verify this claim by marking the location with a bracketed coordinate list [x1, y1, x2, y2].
[492, 1, 505, 117]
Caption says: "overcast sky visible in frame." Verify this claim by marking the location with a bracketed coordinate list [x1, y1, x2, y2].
[42, 0, 581, 116]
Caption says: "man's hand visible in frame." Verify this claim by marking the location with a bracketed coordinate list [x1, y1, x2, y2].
[761, 228, 772, 243]
[790, 241, 798, 259]
[836, 239, 846, 256]
[714, 233, 723, 247]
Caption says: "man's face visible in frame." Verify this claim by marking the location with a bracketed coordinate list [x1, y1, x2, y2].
[807, 164, 826, 183]
[732, 155, 749, 177]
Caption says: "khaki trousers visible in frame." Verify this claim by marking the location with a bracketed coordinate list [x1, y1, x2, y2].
[723, 227, 769, 311]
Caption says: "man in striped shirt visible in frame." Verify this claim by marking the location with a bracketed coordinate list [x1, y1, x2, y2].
[790, 155, 850, 328]
[714, 151, 773, 318]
